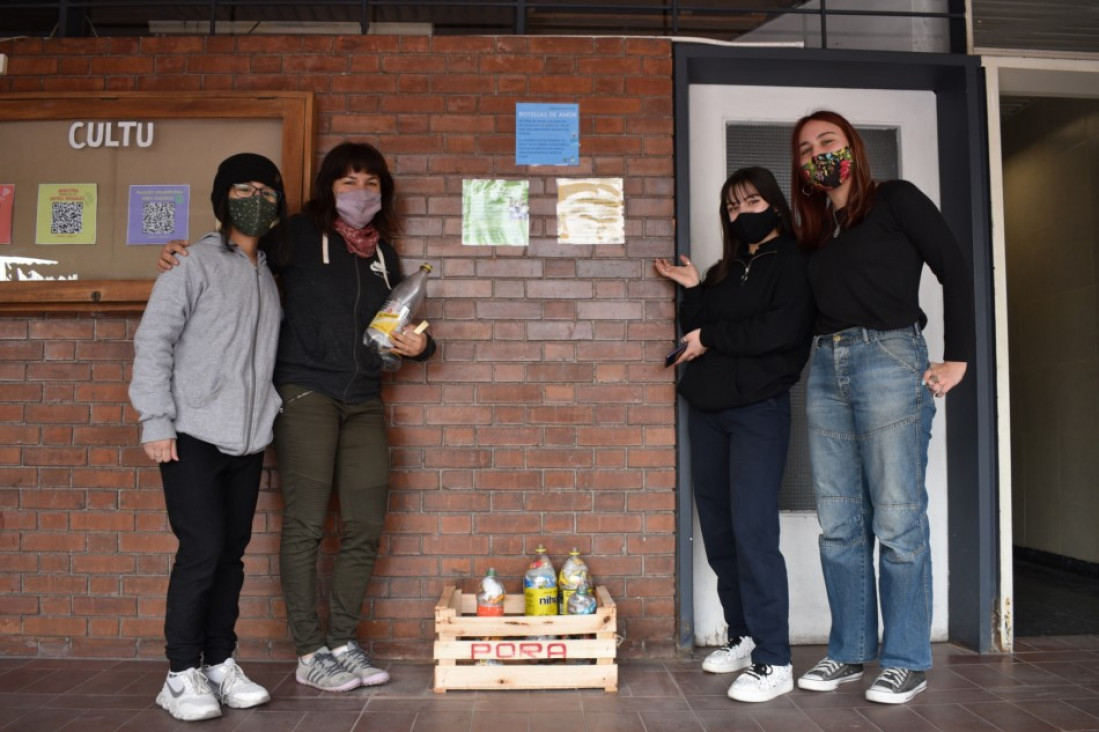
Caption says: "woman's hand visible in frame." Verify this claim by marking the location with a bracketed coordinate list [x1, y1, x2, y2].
[389, 325, 428, 358]
[156, 240, 190, 273]
[143, 438, 178, 464]
[923, 361, 967, 398]
[654, 255, 701, 288]
[672, 328, 707, 366]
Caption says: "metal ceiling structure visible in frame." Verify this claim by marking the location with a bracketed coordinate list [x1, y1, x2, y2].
[1, 1, 967, 51]
[971, 0, 1099, 55]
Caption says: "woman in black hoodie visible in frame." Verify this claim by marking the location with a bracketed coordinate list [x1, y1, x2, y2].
[655, 166, 813, 703]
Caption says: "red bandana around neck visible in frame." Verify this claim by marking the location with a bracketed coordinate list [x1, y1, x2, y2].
[334, 217, 380, 258]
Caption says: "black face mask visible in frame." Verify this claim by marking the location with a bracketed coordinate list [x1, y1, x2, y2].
[729, 208, 779, 245]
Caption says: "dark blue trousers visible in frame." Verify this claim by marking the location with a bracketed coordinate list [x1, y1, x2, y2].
[689, 394, 792, 666]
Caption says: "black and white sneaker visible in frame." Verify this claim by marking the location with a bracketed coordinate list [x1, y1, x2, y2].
[797, 657, 864, 691]
[865, 667, 927, 704]
[701, 636, 756, 674]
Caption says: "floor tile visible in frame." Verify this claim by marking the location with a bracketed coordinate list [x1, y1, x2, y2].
[962, 700, 1060, 731]
[1013, 699, 1099, 730]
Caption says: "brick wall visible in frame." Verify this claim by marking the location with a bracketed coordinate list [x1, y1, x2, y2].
[0, 34, 678, 660]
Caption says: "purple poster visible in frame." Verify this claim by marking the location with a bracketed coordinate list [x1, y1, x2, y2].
[127, 185, 189, 245]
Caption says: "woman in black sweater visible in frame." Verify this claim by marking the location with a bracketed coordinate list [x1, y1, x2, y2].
[656, 167, 814, 703]
[791, 110, 973, 705]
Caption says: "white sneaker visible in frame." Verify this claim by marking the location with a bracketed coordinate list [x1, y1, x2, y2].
[727, 663, 794, 703]
[203, 658, 271, 709]
[156, 668, 222, 721]
[701, 636, 756, 674]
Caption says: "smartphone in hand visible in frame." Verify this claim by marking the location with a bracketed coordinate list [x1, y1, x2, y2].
[665, 343, 687, 368]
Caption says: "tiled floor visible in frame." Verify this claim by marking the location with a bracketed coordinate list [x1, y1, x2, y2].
[2, 637, 1098, 731]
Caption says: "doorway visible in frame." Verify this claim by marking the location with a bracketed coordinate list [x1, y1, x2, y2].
[984, 57, 1099, 644]
[686, 85, 950, 645]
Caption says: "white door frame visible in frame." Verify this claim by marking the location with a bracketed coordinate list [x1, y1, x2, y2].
[980, 52, 1099, 652]
[687, 85, 950, 645]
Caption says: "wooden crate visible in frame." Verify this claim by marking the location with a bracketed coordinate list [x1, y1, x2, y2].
[433, 584, 618, 693]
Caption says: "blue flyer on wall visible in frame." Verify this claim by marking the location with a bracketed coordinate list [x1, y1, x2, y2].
[515, 103, 580, 166]
[127, 184, 189, 245]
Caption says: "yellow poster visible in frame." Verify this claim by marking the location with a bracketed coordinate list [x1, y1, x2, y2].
[36, 183, 97, 245]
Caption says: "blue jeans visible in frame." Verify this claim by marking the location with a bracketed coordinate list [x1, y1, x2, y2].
[689, 395, 791, 666]
[807, 326, 935, 671]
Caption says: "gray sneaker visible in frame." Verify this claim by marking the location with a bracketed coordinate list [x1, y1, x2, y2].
[797, 657, 864, 691]
[295, 647, 362, 692]
[865, 667, 927, 704]
[334, 640, 390, 686]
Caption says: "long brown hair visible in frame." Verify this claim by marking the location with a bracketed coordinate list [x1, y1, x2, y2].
[790, 110, 877, 249]
[704, 167, 794, 287]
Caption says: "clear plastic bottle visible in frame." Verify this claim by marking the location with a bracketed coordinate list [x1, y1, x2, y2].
[523, 545, 558, 616]
[476, 568, 506, 617]
[566, 581, 597, 615]
[557, 547, 591, 614]
[364, 262, 432, 371]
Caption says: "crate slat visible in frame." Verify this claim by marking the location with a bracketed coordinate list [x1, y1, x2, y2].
[434, 661, 618, 692]
[434, 637, 616, 660]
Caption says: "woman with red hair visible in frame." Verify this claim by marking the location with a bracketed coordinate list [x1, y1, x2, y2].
[790, 110, 973, 704]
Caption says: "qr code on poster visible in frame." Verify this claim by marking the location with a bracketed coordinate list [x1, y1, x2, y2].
[50, 201, 83, 235]
[142, 201, 175, 235]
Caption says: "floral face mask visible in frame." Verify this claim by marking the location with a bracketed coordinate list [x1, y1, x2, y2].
[802, 146, 854, 191]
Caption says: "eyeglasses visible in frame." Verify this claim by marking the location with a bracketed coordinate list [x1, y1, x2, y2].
[231, 183, 280, 204]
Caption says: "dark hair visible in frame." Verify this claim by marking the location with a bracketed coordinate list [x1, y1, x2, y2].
[304, 141, 397, 241]
[704, 166, 793, 288]
[790, 110, 877, 249]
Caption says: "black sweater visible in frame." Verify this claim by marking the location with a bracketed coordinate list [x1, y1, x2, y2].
[270, 215, 436, 403]
[676, 234, 815, 412]
[807, 180, 975, 362]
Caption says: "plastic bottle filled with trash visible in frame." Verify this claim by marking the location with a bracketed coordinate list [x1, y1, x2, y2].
[363, 262, 432, 372]
[557, 547, 591, 615]
[475, 568, 506, 666]
[523, 545, 558, 616]
[476, 567, 506, 617]
[566, 581, 597, 615]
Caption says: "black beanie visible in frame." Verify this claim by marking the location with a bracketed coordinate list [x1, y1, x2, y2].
[210, 153, 284, 209]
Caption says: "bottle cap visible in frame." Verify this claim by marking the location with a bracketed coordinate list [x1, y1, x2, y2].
[420, 263, 433, 273]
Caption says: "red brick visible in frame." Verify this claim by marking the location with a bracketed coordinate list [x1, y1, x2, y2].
[0, 425, 38, 445]
[72, 597, 137, 616]
[22, 532, 86, 552]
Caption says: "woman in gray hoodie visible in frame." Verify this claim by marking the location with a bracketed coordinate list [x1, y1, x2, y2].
[130, 153, 284, 723]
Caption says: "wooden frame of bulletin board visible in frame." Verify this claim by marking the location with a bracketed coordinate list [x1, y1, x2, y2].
[0, 91, 314, 312]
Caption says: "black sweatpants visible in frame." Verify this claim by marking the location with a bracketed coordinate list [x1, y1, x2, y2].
[161, 433, 263, 672]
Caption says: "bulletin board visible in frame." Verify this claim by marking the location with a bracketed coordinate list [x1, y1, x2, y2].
[0, 91, 314, 312]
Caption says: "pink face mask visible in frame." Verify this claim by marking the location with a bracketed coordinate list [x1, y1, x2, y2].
[335, 188, 382, 229]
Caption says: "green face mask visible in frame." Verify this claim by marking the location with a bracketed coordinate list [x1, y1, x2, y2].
[227, 195, 278, 237]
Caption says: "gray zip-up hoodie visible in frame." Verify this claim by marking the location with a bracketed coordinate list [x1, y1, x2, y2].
[129, 232, 282, 456]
